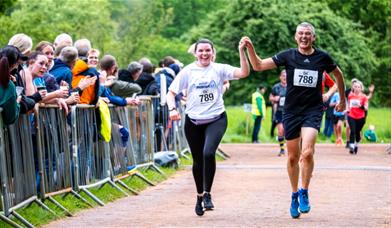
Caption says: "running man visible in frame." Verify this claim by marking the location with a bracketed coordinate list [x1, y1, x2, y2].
[241, 22, 346, 218]
[270, 70, 287, 156]
[167, 38, 250, 216]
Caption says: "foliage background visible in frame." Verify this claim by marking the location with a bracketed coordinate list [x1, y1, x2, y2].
[0, 0, 389, 106]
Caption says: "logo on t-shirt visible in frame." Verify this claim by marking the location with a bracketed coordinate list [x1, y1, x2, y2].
[304, 58, 310, 63]
[293, 69, 318, 88]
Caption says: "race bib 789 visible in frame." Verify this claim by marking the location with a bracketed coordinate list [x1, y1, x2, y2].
[293, 69, 318, 88]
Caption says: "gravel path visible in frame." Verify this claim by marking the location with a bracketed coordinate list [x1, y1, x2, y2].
[45, 143, 391, 227]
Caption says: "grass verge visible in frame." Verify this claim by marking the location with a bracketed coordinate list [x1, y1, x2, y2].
[0, 154, 225, 227]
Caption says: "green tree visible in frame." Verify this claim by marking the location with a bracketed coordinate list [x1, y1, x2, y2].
[186, 0, 378, 105]
[160, 0, 227, 38]
[0, 0, 16, 15]
[324, 0, 391, 106]
[0, 0, 116, 56]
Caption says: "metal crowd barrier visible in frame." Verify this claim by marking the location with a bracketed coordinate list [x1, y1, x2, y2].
[0, 94, 193, 226]
[36, 105, 93, 215]
[108, 105, 152, 191]
[0, 108, 21, 227]
[150, 95, 190, 159]
[129, 97, 164, 176]
[71, 105, 127, 206]
[173, 103, 191, 159]
[0, 112, 56, 227]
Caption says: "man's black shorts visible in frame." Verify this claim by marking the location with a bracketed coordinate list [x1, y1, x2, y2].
[274, 111, 283, 124]
[283, 110, 323, 140]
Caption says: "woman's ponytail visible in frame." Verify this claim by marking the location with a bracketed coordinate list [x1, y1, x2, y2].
[0, 55, 10, 87]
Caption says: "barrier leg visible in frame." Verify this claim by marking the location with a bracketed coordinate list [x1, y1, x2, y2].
[70, 190, 94, 208]
[34, 199, 58, 218]
[47, 196, 73, 217]
[147, 164, 166, 178]
[0, 213, 22, 228]
[11, 211, 34, 228]
[216, 147, 230, 160]
[180, 148, 191, 160]
[81, 189, 105, 206]
[108, 180, 129, 197]
[133, 172, 155, 186]
[116, 180, 139, 195]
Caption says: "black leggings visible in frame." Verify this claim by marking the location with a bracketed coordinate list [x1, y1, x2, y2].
[347, 116, 366, 144]
[184, 112, 227, 194]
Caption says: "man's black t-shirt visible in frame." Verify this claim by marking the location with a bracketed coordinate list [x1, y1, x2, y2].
[272, 48, 337, 114]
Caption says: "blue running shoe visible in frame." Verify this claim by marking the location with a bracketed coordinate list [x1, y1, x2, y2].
[290, 192, 300, 218]
[299, 188, 311, 213]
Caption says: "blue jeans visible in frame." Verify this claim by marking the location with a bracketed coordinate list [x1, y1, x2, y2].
[323, 118, 334, 138]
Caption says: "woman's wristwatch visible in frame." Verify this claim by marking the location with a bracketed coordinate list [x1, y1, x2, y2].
[169, 107, 176, 111]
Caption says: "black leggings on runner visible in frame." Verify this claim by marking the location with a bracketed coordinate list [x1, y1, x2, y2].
[184, 112, 227, 194]
[347, 116, 366, 143]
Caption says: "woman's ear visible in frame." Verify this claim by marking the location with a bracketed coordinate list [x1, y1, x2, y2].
[28, 59, 35, 67]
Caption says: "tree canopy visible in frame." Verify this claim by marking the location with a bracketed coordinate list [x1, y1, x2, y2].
[186, 0, 381, 105]
[0, 0, 389, 106]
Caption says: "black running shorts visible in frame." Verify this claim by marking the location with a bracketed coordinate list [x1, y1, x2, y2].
[274, 111, 283, 124]
[283, 110, 323, 140]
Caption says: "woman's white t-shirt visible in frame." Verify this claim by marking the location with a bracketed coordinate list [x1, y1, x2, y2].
[169, 62, 236, 120]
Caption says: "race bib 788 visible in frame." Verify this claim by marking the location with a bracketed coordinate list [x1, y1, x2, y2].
[293, 69, 318, 88]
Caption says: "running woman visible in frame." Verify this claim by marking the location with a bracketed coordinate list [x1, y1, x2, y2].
[347, 80, 368, 154]
[242, 22, 346, 218]
[166, 38, 250, 216]
[270, 69, 287, 156]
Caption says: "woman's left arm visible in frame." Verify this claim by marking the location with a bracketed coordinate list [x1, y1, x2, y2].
[233, 41, 250, 79]
[363, 95, 369, 110]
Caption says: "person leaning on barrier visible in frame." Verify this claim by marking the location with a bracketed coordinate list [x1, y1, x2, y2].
[100, 55, 142, 98]
[167, 38, 250, 216]
[118, 61, 158, 95]
[35, 41, 79, 105]
[50, 46, 78, 86]
[242, 21, 346, 219]
[71, 39, 101, 105]
[0, 45, 23, 125]
[87, 48, 100, 68]
[99, 55, 140, 106]
[138, 57, 159, 95]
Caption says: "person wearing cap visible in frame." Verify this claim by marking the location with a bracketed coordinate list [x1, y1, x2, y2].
[251, 84, 266, 143]
[0, 45, 22, 125]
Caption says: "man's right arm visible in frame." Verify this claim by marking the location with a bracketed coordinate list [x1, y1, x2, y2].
[241, 36, 277, 71]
